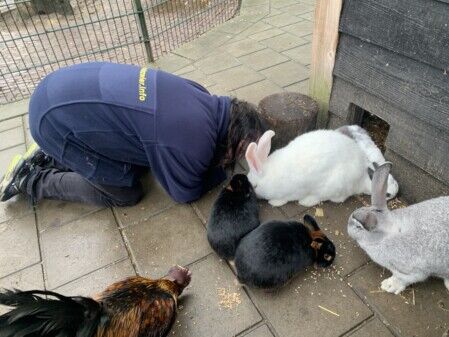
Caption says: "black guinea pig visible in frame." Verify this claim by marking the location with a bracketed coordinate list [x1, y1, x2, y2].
[207, 174, 260, 260]
[234, 214, 336, 289]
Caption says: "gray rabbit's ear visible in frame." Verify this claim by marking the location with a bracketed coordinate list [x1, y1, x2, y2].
[371, 162, 392, 210]
[353, 211, 378, 231]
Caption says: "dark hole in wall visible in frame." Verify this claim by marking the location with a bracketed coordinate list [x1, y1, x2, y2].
[349, 105, 390, 153]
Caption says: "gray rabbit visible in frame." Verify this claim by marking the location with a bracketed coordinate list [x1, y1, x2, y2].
[347, 162, 449, 294]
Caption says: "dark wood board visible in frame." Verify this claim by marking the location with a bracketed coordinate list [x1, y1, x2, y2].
[333, 34, 449, 133]
[329, 77, 449, 184]
[340, 0, 449, 71]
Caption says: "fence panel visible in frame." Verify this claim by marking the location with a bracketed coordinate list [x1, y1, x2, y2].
[0, 0, 239, 104]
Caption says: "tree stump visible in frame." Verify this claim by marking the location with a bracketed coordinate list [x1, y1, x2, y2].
[258, 92, 319, 151]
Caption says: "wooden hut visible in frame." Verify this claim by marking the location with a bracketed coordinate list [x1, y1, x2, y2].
[310, 0, 449, 202]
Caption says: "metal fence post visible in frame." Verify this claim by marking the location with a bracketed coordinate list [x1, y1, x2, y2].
[133, 0, 154, 63]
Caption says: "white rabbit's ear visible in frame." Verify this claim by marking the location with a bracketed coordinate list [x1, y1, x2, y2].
[245, 142, 261, 174]
[371, 162, 392, 210]
[256, 130, 275, 164]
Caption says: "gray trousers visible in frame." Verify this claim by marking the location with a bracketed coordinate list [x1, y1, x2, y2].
[25, 160, 144, 207]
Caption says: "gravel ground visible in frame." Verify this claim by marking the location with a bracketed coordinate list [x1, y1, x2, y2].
[0, 0, 238, 104]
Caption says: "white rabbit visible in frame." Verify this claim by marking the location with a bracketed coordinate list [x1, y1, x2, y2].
[348, 162, 449, 294]
[337, 125, 399, 199]
[245, 129, 372, 207]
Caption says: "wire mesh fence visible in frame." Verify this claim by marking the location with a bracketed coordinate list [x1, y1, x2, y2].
[0, 0, 239, 104]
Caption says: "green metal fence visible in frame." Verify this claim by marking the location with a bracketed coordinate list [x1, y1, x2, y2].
[0, 0, 239, 104]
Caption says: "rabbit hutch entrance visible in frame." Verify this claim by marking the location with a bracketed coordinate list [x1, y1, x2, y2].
[309, 0, 449, 203]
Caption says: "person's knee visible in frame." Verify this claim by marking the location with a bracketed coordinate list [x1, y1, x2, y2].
[108, 184, 144, 207]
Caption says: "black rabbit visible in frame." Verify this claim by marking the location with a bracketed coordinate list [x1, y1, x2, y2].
[207, 174, 260, 260]
[234, 215, 336, 289]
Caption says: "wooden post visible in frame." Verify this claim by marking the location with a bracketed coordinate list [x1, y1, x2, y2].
[309, 0, 343, 128]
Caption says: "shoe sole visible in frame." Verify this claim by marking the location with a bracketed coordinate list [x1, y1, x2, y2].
[0, 143, 40, 201]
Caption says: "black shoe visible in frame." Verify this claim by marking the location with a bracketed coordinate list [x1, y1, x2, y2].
[0, 143, 39, 202]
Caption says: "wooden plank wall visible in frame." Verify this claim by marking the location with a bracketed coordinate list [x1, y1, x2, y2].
[329, 0, 449, 190]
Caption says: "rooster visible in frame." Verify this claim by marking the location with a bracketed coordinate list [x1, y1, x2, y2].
[0, 265, 191, 337]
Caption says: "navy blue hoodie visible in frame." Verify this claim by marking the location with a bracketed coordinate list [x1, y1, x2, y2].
[29, 62, 230, 203]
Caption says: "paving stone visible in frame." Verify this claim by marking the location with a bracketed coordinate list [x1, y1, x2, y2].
[209, 65, 265, 91]
[271, 0, 299, 9]
[260, 32, 308, 52]
[0, 116, 22, 132]
[293, 197, 370, 276]
[237, 21, 275, 38]
[261, 61, 309, 87]
[0, 195, 33, 224]
[279, 202, 310, 218]
[240, 0, 269, 7]
[153, 53, 192, 73]
[217, 20, 254, 35]
[182, 69, 216, 87]
[170, 254, 262, 337]
[282, 43, 312, 65]
[124, 205, 211, 278]
[281, 3, 315, 16]
[348, 318, 394, 337]
[55, 259, 135, 296]
[239, 4, 269, 17]
[302, 33, 313, 42]
[41, 209, 127, 289]
[0, 264, 44, 315]
[192, 184, 223, 224]
[299, 11, 315, 22]
[239, 48, 289, 71]
[0, 144, 26, 176]
[247, 270, 372, 337]
[194, 52, 241, 75]
[173, 64, 196, 75]
[0, 99, 29, 121]
[249, 27, 285, 41]
[234, 80, 283, 105]
[114, 174, 175, 228]
[0, 127, 25, 151]
[175, 31, 233, 60]
[206, 83, 234, 97]
[223, 39, 266, 57]
[282, 20, 314, 37]
[0, 213, 40, 279]
[284, 79, 310, 95]
[259, 200, 287, 223]
[348, 263, 449, 337]
[243, 325, 274, 337]
[263, 13, 304, 28]
[36, 199, 102, 232]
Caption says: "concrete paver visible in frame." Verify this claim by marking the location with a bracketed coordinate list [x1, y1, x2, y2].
[282, 43, 312, 65]
[349, 318, 395, 337]
[239, 48, 289, 71]
[55, 259, 135, 296]
[209, 65, 265, 91]
[194, 52, 241, 75]
[261, 60, 310, 87]
[263, 13, 304, 28]
[36, 200, 102, 232]
[41, 209, 127, 289]
[114, 174, 175, 228]
[0, 264, 44, 315]
[233, 79, 284, 104]
[243, 325, 275, 337]
[260, 33, 309, 52]
[0, 213, 40, 279]
[348, 263, 449, 337]
[248, 271, 372, 337]
[124, 205, 211, 278]
[170, 254, 262, 337]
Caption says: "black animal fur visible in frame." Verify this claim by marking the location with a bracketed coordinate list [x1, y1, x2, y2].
[234, 215, 336, 288]
[207, 174, 260, 260]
